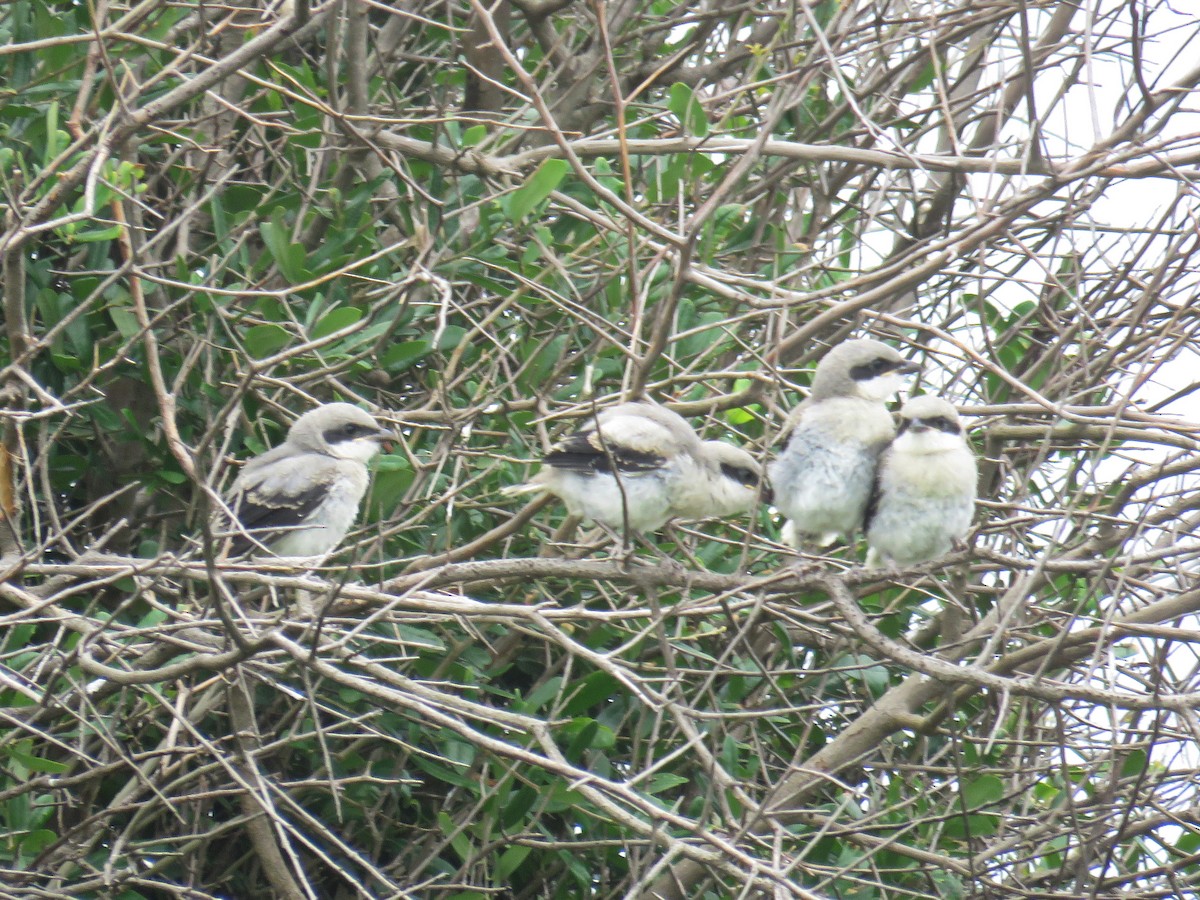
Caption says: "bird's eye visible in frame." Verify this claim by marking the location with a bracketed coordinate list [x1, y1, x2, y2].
[922, 416, 958, 433]
[721, 463, 759, 487]
[851, 358, 899, 381]
[939, 417, 958, 432]
[343, 423, 363, 437]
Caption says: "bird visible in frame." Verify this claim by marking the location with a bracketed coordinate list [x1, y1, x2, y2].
[768, 338, 919, 548]
[865, 395, 977, 568]
[515, 401, 762, 534]
[219, 402, 397, 559]
[674, 441, 766, 521]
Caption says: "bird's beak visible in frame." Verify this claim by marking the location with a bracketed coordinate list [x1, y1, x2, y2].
[760, 481, 775, 506]
[897, 360, 921, 375]
[376, 429, 399, 453]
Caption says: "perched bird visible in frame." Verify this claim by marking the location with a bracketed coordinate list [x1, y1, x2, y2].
[866, 395, 977, 568]
[516, 401, 761, 533]
[221, 403, 396, 558]
[675, 441, 766, 521]
[769, 338, 919, 547]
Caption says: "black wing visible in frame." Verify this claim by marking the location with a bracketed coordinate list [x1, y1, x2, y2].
[862, 461, 884, 535]
[225, 482, 329, 556]
[543, 430, 665, 475]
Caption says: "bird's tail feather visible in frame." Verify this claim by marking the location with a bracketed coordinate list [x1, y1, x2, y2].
[501, 482, 545, 498]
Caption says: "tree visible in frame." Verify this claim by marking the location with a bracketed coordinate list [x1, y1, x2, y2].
[3, 0, 1200, 897]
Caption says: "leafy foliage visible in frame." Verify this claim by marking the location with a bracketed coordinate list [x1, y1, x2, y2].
[2, 0, 1200, 898]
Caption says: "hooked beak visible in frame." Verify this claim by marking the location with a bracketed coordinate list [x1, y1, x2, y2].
[376, 429, 399, 453]
[760, 481, 775, 506]
[897, 359, 921, 375]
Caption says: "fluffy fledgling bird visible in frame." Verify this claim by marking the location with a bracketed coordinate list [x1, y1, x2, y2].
[676, 441, 765, 521]
[865, 395, 977, 568]
[769, 338, 919, 547]
[221, 403, 396, 558]
[520, 401, 761, 533]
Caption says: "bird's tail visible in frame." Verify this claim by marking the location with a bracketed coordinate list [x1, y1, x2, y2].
[501, 481, 545, 498]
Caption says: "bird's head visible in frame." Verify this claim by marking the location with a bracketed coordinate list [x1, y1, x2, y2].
[702, 441, 770, 511]
[811, 338, 920, 402]
[895, 395, 965, 451]
[288, 403, 398, 462]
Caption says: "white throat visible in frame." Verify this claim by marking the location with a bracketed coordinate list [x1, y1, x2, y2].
[897, 428, 963, 455]
[328, 437, 383, 464]
[855, 371, 908, 402]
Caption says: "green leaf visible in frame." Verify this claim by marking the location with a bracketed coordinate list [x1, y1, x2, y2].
[724, 404, 759, 426]
[244, 324, 291, 358]
[563, 717, 615, 758]
[138, 607, 168, 629]
[543, 785, 584, 813]
[562, 672, 619, 716]
[71, 225, 123, 243]
[668, 82, 709, 137]
[259, 212, 307, 282]
[908, 59, 937, 93]
[929, 870, 964, 900]
[372, 454, 411, 473]
[520, 334, 568, 391]
[961, 774, 1004, 807]
[645, 773, 689, 795]
[1120, 749, 1147, 779]
[437, 811, 473, 863]
[9, 748, 68, 775]
[724, 379, 760, 425]
[2, 624, 36, 653]
[44, 99, 59, 166]
[495, 844, 532, 881]
[109, 306, 141, 340]
[435, 325, 468, 352]
[21, 829, 57, 856]
[394, 624, 445, 651]
[944, 812, 1001, 841]
[1175, 831, 1200, 855]
[507, 158, 570, 222]
[678, 309, 729, 360]
[519, 676, 563, 712]
[381, 339, 431, 373]
[312, 306, 363, 339]
[500, 785, 539, 829]
[368, 468, 414, 519]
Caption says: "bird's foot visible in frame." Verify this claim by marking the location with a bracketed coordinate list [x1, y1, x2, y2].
[787, 559, 826, 578]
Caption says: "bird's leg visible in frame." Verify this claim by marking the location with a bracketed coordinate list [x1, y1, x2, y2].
[615, 526, 651, 570]
[541, 514, 584, 558]
[786, 557, 826, 578]
[650, 521, 689, 575]
[814, 531, 842, 548]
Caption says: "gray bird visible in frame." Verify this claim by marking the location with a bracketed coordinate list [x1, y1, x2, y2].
[221, 403, 397, 558]
[769, 338, 919, 547]
[517, 401, 762, 533]
[675, 441, 765, 521]
[866, 395, 977, 568]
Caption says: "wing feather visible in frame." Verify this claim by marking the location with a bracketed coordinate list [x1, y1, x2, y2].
[223, 453, 337, 555]
[544, 408, 682, 475]
[543, 429, 665, 474]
